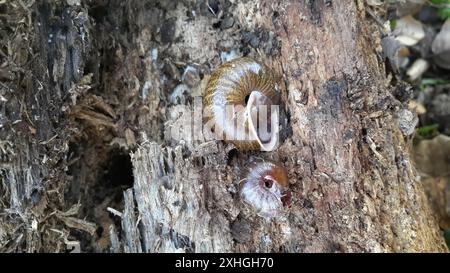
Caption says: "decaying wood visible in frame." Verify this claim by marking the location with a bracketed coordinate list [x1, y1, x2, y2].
[0, 0, 447, 253]
[0, 0, 92, 252]
[125, 0, 448, 252]
[121, 188, 142, 253]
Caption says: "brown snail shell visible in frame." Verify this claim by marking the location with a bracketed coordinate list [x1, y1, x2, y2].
[203, 57, 281, 151]
[239, 161, 291, 219]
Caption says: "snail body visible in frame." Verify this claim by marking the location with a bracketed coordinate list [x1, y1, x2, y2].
[203, 57, 281, 151]
[240, 161, 291, 219]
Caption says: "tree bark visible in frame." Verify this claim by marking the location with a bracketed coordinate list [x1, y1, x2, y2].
[0, 0, 447, 253]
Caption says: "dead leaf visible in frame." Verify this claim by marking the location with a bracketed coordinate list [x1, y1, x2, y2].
[55, 203, 97, 235]
[58, 216, 97, 235]
[59, 203, 81, 217]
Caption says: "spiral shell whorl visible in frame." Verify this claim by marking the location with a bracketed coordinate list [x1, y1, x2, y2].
[203, 57, 280, 150]
[240, 162, 290, 219]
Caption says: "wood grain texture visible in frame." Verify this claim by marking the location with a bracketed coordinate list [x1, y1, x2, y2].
[126, 0, 446, 252]
[0, 0, 447, 252]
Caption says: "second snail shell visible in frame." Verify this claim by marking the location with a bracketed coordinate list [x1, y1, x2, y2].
[203, 57, 281, 151]
[240, 161, 291, 219]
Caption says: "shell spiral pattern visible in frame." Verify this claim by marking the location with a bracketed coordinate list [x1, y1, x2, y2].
[203, 57, 281, 151]
[239, 161, 291, 218]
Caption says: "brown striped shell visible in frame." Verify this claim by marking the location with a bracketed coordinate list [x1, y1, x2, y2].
[203, 57, 281, 151]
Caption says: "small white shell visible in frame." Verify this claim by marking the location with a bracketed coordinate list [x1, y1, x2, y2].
[239, 162, 290, 219]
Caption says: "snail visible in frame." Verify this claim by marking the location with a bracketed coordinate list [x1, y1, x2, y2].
[239, 161, 291, 219]
[203, 57, 281, 151]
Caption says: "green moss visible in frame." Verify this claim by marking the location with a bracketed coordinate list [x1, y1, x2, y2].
[413, 124, 440, 146]
[437, 8, 450, 19]
[429, 0, 450, 4]
[429, 0, 450, 19]
[390, 19, 397, 30]
[417, 124, 440, 138]
[419, 78, 450, 91]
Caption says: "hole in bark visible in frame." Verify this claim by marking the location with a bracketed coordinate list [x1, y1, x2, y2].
[212, 21, 221, 29]
[96, 226, 104, 238]
[226, 148, 238, 165]
[162, 157, 171, 173]
[90, 4, 108, 22]
[91, 149, 133, 249]
[362, 128, 368, 136]
[101, 152, 134, 188]
[65, 139, 133, 251]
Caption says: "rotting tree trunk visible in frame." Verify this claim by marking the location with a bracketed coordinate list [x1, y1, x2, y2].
[0, 0, 447, 253]
[125, 0, 448, 253]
